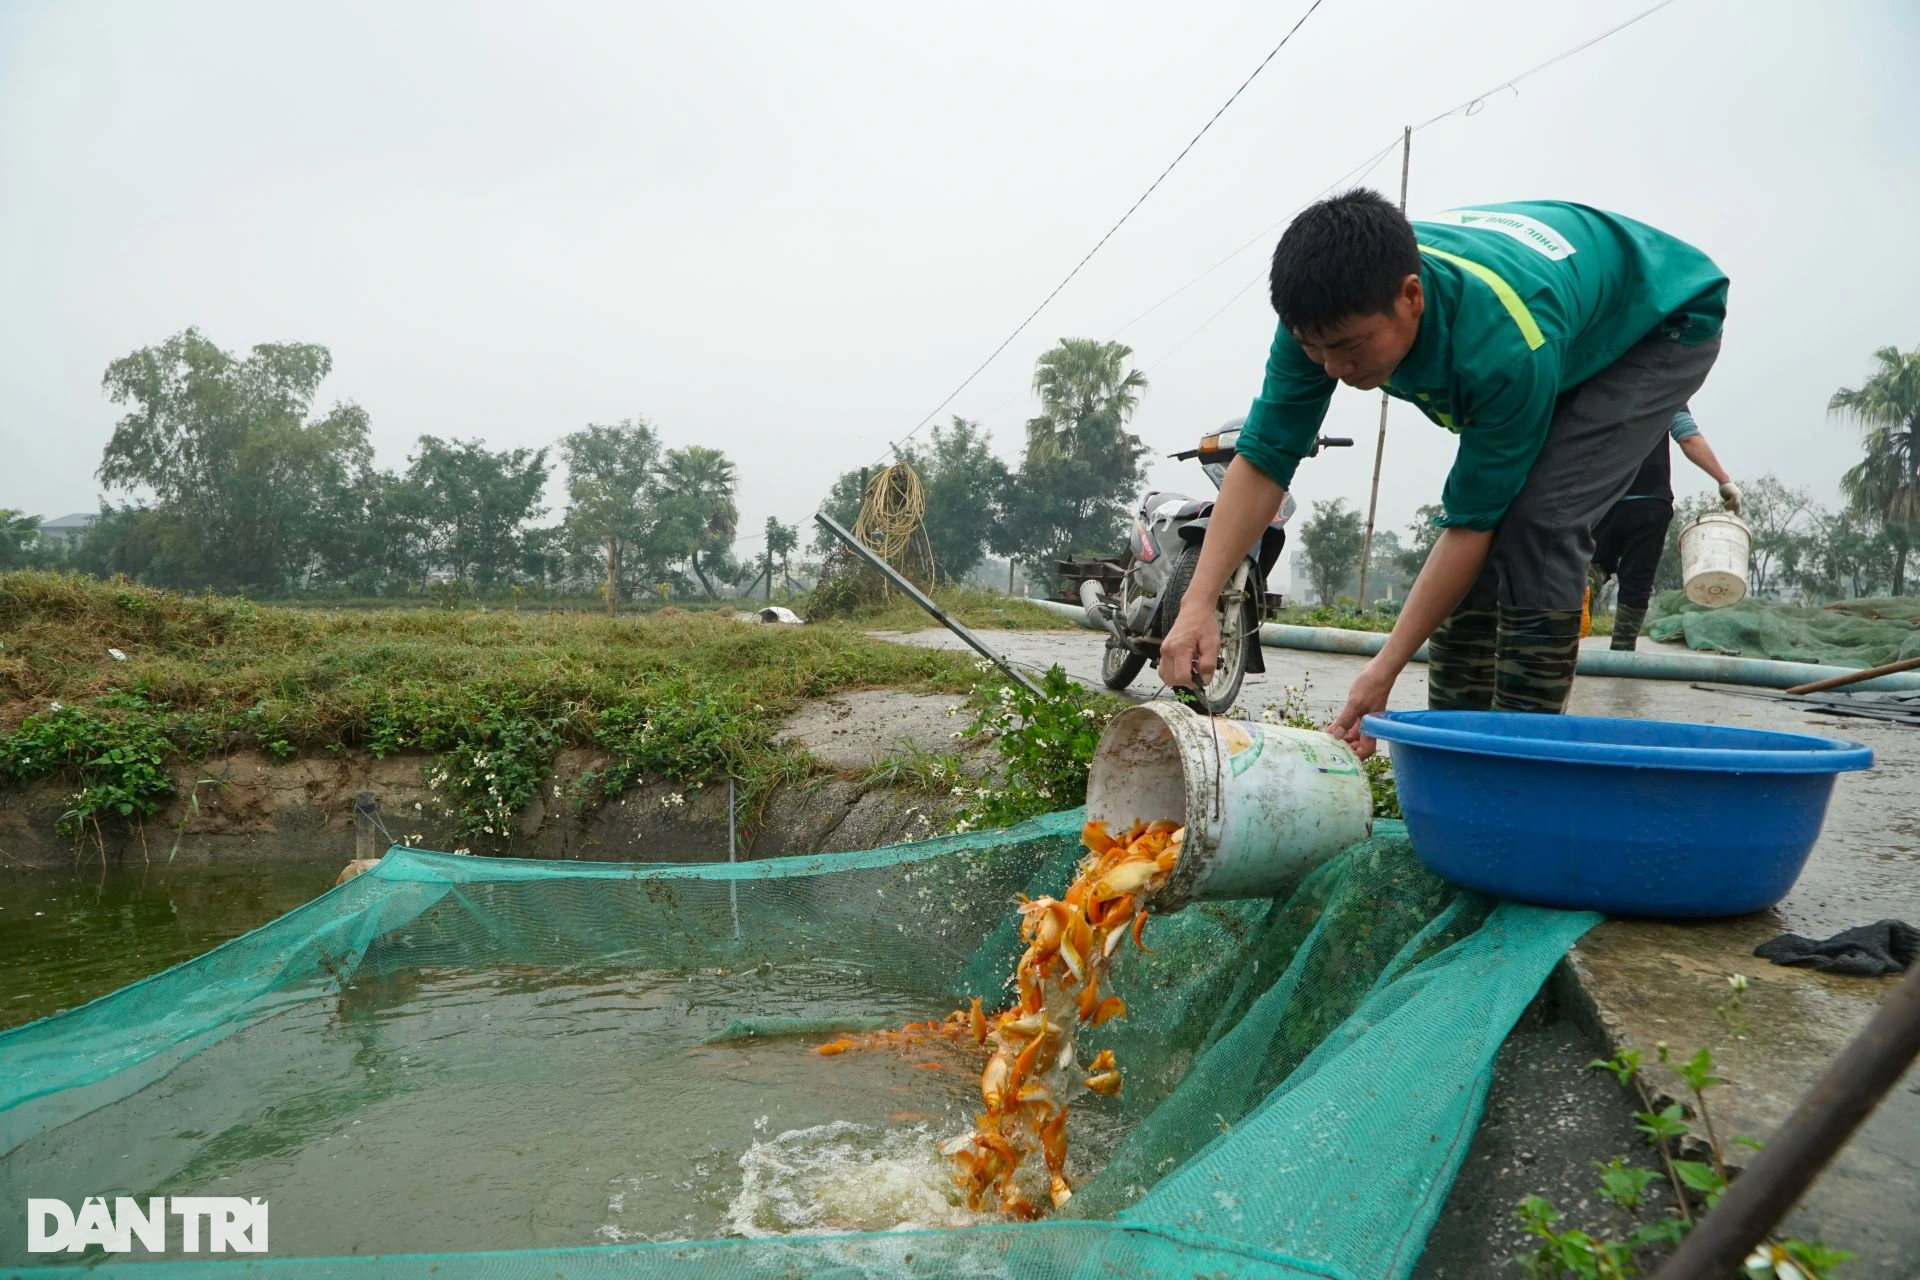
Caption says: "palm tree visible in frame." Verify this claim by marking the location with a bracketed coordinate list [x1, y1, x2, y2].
[657, 446, 739, 600]
[1026, 338, 1148, 467]
[1829, 345, 1920, 595]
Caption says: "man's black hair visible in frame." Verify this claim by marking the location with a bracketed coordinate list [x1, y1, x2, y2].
[1268, 188, 1420, 336]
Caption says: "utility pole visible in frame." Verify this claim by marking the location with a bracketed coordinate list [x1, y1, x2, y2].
[1355, 125, 1411, 611]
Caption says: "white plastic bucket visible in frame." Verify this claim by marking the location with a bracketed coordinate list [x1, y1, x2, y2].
[1085, 703, 1372, 911]
[1678, 511, 1752, 608]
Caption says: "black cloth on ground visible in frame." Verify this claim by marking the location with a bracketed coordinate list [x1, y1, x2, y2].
[1752, 919, 1920, 977]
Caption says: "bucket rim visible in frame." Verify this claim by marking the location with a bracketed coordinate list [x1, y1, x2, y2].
[1362, 710, 1873, 775]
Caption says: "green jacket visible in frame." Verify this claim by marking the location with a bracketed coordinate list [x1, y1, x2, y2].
[1235, 201, 1728, 530]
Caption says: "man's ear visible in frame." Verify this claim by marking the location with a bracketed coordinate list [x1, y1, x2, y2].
[1401, 273, 1424, 320]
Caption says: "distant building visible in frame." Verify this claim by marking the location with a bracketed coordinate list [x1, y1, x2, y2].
[36, 512, 96, 546]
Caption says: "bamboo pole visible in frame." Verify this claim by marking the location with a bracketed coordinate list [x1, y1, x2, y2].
[1355, 125, 1411, 609]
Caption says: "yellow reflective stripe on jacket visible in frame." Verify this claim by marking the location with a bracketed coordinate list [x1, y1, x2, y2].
[1418, 244, 1547, 352]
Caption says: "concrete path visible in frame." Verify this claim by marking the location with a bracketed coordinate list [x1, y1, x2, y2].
[876, 625, 1920, 1275]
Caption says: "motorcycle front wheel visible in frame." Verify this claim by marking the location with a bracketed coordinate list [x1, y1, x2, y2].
[1160, 543, 1252, 714]
[1101, 640, 1148, 691]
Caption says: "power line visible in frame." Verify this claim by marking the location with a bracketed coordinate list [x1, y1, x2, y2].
[1410, 0, 1682, 133]
[1123, 0, 1689, 382]
[1106, 135, 1405, 343]
[871, 0, 1330, 465]
[1140, 141, 1405, 376]
[865, 0, 1686, 469]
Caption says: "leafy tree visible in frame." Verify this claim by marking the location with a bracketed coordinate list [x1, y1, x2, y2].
[402, 436, 551, 587]
[0, 511, 41, 568]
[1363, 528, 1406, 602]
[1394, 504, 1445, 581]
[812, 468, 869, 556]
[1005, 339, 1149, 578]
[764, 516, 800, 594]
[1785, 510, 1893, 602]
[898, 417, 1012, 583]
[655, 445, 739, 600]
[95, 328, 371, 591]
[1830, 345, 1920, 595]
[1299, 498, 1366, 604]
[560, 418, 662, 613]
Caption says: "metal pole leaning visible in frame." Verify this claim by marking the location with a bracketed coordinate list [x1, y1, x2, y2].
[813, 512, 1043, 697]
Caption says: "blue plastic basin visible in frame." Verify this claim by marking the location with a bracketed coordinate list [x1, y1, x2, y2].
[1360, 711, 1874, 917]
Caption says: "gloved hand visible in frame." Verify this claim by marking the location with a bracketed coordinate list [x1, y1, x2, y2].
[1719, 481, 1742, 514]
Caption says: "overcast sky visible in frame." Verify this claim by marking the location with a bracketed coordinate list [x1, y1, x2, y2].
[3, 0, 1915, 580]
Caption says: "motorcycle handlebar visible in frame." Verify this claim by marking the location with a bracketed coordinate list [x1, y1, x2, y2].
[1171, 433, 1352, 462]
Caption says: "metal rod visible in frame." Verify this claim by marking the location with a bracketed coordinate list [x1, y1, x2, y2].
[1355, 124, 1412, 610]
[1784, 654, 1920, 696]
[727, 776, 741, 943]
[353, 791, 381, 862]
[814, 512, 1044, 696]
[1650, 959, 1920, 1280]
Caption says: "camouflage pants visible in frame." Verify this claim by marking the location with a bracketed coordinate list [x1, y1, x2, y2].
[1426, 330, 1722, 713]
[1427, 608, 1583, 713]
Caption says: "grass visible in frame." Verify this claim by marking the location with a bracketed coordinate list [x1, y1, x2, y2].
[1269, 604, 1401, 633]
[859, 745, 973, 791]
[0, 571, 987, 849]
[835, 586, 1079, 633]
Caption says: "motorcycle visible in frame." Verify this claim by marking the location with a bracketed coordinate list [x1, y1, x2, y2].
[1078, 418, 1351, 713]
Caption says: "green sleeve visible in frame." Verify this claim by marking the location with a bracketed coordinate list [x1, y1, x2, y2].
[1668, 409, 1700, 443]
[1435, 347, 1562, 531]
[1234, 324, 1335, 490]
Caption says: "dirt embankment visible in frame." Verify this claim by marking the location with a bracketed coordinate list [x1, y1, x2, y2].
[0, 692, 988, 869]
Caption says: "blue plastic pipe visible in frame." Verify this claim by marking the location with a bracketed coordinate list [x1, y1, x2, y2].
[1028, 599, 1920, 694]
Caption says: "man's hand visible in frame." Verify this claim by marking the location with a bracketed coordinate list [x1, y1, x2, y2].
[1327, 659, 1396, 759]
[1719, 481, 1743, 514]
[1320, 525, 1495, 759]
[1153, 457, 1286, 693]
[1159, 603, 1219, 690]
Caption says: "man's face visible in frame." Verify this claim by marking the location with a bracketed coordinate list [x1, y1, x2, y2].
[1292, 275, 1424, 391]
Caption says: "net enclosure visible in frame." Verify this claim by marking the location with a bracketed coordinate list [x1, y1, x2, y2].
[1, 813, 1596, 1279]
[1648, 592, 1920, 668]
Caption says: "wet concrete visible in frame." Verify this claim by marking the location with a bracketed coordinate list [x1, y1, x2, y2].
[773, 689, 985, 773]
[883, 626, 1920, 1273]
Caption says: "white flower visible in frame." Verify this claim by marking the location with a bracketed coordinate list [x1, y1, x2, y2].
[1728, 973, 1749, 992]
[48, 701, 64, 712]
[1744, 1246, 1807, 1280]
[951, 786, 965, 798]
[662, 792, 685, 808]
[453, 847, 471, 855]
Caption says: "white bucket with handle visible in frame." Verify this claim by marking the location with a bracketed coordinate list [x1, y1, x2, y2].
[1084, 702, 1372, 911]
[1678, 511, 1752, 608]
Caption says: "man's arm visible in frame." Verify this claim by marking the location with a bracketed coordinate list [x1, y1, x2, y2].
[1326, 527, 1492, 756]
[1159, 458, 1286, 686]
[1160, 322, 1330, 690]
[1678, 433, 1741, 511]
[1325, 351, 1558, 756]
[1676, 433, 1729, 485]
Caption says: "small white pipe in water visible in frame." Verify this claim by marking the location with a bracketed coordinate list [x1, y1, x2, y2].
[1025, 599, 1920, 694]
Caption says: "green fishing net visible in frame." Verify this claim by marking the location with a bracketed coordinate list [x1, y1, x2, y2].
[0, 813, 1595, 1279]
[1648, 592, 1920, 668]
